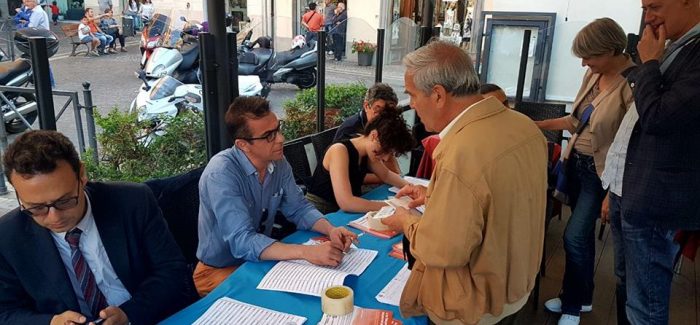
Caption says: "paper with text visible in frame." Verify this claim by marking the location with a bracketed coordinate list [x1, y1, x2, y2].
[388, 177, 430, 193]
[193, 297, 307, 325]
[318, 307, 400, 325]
[257, 248, 378, 296]
[376, 264, 411, 306]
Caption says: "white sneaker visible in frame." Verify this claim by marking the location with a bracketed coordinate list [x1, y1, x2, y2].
[558, 314, 580, 325]
[544, 298, 592, 313]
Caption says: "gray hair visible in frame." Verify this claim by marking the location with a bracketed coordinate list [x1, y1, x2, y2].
[403, 40, 480, 97]
[572, 18, 627, 58]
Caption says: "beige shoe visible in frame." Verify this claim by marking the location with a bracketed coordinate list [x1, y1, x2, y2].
[120, 47, 127, 52]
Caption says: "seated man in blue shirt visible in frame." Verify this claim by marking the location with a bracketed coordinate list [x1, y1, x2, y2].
[195, 96, 358, 296]
[333, 83, 402, 183]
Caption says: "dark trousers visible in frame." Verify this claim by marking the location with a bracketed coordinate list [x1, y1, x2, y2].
[608, 192, 631, 325]
[107, 30, 125, 48]
[559, 153, 606, 316]
[333, 33, 346, 60]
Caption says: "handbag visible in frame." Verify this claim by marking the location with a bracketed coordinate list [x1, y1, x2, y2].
[552, 104, 594, 205]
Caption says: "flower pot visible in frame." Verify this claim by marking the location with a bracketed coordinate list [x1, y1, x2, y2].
[357, 51, 374, 66]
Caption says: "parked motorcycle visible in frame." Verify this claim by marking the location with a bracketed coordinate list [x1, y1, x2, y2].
[141, 36, 200, 84]
[139, 13, 172, 69]
[0, 28, 60, 134]
[238, 35, 318, 91]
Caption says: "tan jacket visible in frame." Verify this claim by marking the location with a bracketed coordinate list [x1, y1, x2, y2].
[565, 59, 635, 176]
[400, 97, 548, 325]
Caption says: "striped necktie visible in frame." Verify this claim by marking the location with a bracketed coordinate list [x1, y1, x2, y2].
[65, 228, 108, 319]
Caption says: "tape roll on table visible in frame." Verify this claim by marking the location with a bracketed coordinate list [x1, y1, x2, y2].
[321, 285, 354, 316]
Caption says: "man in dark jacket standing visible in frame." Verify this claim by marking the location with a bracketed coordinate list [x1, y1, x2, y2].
[621, 0, 700, 324]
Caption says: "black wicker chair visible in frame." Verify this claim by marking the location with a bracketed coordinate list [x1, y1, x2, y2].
[515, 101, 567, 144]
[144, 167, 204, 276]
[283, 135, 314, 190]
[310, 126, 340, 163]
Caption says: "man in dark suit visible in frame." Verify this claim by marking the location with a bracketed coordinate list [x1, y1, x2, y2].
[618, 0, 700, 324]
[0, 130, 197, 325]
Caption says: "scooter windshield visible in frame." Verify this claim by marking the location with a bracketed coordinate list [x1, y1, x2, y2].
[149, 76, 183, 100]
[147, 14, 170, 39]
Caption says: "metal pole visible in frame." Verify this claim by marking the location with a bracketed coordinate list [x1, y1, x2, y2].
[207, 0, 233, 155]
[82, 82, 98, 163]
[6, 18, 14, 61]
[515, 30, 532, 106]
[227, 32, 239, 98]
[316, 30, 326, 132]
[70, 93, 86, 154]
[29, 37, 55, 130]
[375, 29, 385, 83]
[199, 33, 221, 159]
[0, 111, 9, 194]
[419, 0, 434, 46]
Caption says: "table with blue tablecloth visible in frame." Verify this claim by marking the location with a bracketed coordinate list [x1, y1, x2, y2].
[160, 186, 427, 325]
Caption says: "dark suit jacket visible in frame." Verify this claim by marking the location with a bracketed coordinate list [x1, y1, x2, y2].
[0, 182, 198, 324]
[624, 35, 700, 229]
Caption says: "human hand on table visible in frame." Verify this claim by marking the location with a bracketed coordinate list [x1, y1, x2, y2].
[381, 207, 411, 233]
[303, 241, 344, 267]
[396, 184, 427, 208]
[328, 226, 358, 252]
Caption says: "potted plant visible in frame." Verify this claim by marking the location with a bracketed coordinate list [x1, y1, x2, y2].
[351, 40, 377, 66]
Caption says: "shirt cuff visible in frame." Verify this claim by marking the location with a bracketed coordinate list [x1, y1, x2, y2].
[249, 234, 277, 262]
[402, 215, 421, 239]
[297, 210, 324, 230]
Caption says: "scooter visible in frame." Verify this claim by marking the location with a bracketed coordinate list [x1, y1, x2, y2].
[0, 58, 37, 134]
[238, 35, 318, 91]
[140, 36, 199, 84]
[139, 13, 171, 69]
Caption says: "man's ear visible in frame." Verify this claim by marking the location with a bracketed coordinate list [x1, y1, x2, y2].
[234, 139, 248, 152]
[432, 84, 448, 108]
[363, 100, 370, 112]
[79, 163, 88, 186]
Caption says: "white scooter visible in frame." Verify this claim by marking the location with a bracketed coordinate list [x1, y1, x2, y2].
[140, 36, 200, 86]
[130, 72, 264, 124]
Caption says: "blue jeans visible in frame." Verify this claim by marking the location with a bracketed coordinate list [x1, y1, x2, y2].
[560, 153, 606, 316]
[94, 32, 113, 50]
[621, 212, 679, 325]
[608, 192, 631, 325]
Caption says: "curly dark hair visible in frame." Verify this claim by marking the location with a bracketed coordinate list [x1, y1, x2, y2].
[362, 109, 415, 156]
[365, 83, 398, 108]
[3, 130, 81, 183]
[225, 96, 272, 140]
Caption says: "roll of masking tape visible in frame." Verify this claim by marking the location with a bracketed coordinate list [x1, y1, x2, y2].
[321, 285, 354, 316]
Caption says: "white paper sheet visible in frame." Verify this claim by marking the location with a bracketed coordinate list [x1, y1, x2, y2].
[388, 176, 430, 193]
[257, 248, 378, 296]
[193, 297, 307, 325]
[317, 307, 359, 325]
[376, 264, 411, 306]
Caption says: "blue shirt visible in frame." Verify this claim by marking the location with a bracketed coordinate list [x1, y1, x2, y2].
[197, 146, 324, 267]
[50, 193, 132, 315]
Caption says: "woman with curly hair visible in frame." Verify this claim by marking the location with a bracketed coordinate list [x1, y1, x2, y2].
[306, 108, 416, 214]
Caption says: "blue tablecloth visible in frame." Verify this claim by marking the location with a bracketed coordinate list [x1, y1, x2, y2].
[160, 186, 427, 325]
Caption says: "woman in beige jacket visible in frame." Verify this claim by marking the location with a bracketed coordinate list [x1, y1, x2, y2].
[536, 18, 635, 325]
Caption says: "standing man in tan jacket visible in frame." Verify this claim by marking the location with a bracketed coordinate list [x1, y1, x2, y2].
[382, 41, 548, 325]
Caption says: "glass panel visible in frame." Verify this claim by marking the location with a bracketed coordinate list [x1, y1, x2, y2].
[486, 25, 538, 98]
[384, 17, 420, 103]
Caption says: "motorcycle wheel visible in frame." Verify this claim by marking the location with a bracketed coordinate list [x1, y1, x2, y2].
[296, 69, 317, 89]
[5, 93, 37, 134]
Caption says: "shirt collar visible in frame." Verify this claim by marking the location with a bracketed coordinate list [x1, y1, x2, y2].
[231, 146, 276, 176]
[438, 98, 486, 139]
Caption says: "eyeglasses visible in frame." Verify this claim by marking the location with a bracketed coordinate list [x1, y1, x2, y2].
[18, 182, 81, 217]
[240, 121, 282, 143]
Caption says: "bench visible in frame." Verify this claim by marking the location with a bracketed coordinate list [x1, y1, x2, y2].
[60, 23, 90, 56]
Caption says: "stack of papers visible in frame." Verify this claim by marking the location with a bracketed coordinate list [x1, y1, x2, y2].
[257, 247, 378, 296]
[318, 306, 402, 325]
[388, 176, 430, 193]
[193, 297, 306, 325]
[376, 264, 411, 307]
[348, 215, 400, 239]
[388, 242, 405, 261]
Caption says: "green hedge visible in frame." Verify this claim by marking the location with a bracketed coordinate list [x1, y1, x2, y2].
[282, 82, 367, 140]
[83, 109, 207, 182]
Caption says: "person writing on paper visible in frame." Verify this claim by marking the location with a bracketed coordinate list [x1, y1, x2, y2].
[333, 83, 403, 184]
[305, 109, 415, 214]
[195, 96, 358, 296]
[533, 18, 635, 325]
[381, 41, 548, 325]
[0, 130, 197, 325]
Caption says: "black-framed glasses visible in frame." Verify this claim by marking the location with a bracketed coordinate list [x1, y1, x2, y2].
[240, 121, 282, 143]
[18, 182, 81, 216]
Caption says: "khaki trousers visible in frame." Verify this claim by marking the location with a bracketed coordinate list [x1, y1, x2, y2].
[193, 261, 238, 297]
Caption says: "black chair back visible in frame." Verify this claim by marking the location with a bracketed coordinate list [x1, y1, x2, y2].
[515, 101, 567, 144]
[283, 135, 313, 189]
[310, 126, 340, 162]
[144, 167, 204, 272]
